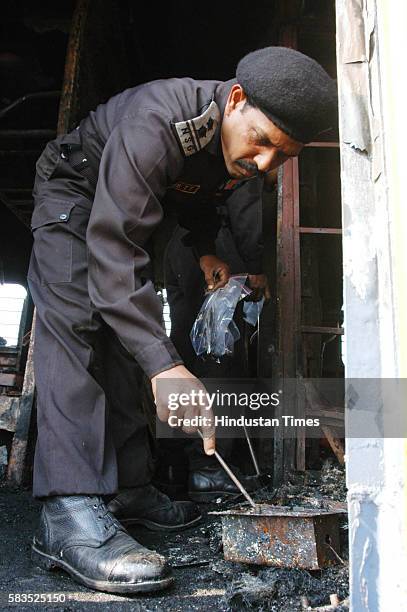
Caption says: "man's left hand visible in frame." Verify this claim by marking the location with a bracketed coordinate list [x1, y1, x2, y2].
[199, 255, 230, 291]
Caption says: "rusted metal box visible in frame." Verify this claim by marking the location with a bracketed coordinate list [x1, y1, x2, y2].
[212, 505, 346, 570]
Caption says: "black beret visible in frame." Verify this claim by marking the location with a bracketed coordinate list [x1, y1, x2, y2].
[236, 46, 337, 143]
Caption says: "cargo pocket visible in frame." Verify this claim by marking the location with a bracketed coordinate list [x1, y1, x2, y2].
[30, 200, 76, 285]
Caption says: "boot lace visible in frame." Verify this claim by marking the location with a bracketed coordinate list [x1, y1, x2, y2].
[89, 497, 118, 532]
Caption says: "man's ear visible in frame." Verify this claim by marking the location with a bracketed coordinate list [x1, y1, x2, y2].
[225, 84, 247, 115]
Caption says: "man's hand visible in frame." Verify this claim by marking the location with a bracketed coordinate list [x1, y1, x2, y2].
[151, 364, 215, 455]
[199, 255, 230, 291]
[247, 273, 271, 301]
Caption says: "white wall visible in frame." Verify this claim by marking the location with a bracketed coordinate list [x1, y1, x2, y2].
[336, 0, 407, 609]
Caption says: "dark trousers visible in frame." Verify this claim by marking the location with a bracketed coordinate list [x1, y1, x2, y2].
[28, 137, 153, 497]
[164, 226, 248, 470]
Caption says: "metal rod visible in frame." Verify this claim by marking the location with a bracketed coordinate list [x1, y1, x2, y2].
[325, 542, 345, 565]
[0, 90, 60, 120]
[242, 423, 261, 476]
[198, 430, 256, 509]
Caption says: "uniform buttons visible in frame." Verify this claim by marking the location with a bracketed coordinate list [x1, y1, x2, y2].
[59, 213, 68, 221]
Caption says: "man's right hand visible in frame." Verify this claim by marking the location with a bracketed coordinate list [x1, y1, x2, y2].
[199, 255, 230, 291]
[151, 365, 215, 455]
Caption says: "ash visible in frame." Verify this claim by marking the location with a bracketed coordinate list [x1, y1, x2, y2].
[0, 461, 348, 610]
[213, 459, 349, 611]
[255, 459, 347, 508]
[222, 565, 349, 610]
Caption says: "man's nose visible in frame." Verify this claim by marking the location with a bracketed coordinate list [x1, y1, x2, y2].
[254, 148, 280, 173]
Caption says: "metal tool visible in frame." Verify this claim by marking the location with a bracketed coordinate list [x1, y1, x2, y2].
[198, 430, 256, 509]
[242, 423, 261, 476]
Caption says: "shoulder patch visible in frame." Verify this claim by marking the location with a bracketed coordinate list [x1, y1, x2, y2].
[173, 101, 221, 157]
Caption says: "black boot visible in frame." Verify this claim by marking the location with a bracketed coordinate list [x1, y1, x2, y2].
[107, 484, 201, 531]
[188, 466, 260, 502]
[31, 495, 173, 593]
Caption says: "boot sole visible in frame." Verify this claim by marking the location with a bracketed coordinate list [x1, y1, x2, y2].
[31, 545, 173, 594]
[121, 513, 202, 532]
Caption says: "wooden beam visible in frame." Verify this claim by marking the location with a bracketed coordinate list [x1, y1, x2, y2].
[7, 319, 36, 486]
[57, 0, 90, 134]
[304, 380, 345, 464]
[0, 355, 18, 368]
[299, 227, 342, 235]
[301, 325, 344, 335]
[257, 188, 278, 473]
[0, 373, 23, 387]
[321, 425, 345, 465]
[274, 24, 302, 482]
[305, 142, 340, 148]
[0, 396, 19, 432]
[306, 406, 344, 421]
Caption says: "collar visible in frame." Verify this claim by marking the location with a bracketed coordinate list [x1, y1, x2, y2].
[205, 78, 237, 157]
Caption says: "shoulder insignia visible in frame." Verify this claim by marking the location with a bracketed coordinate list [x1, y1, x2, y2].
[173, 100, 221, 157]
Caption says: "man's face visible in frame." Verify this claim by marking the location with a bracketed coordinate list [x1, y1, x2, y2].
[221, 84, 304, 179]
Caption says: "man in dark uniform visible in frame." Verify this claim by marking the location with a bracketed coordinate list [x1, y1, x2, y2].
[162, 177, 267, 500]
[28, 47, 336, 593]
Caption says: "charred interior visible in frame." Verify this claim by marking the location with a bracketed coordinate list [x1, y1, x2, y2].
[2, 1, 406, 608]
[0, 0, 342, 484]
[0, 1, 350, 608]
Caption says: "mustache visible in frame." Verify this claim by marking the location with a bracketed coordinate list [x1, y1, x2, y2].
[235, 159, 266, 178]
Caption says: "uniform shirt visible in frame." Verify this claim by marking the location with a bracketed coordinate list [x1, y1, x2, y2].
[78, 77, 251, 378]
[221, 176, 264, 275]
